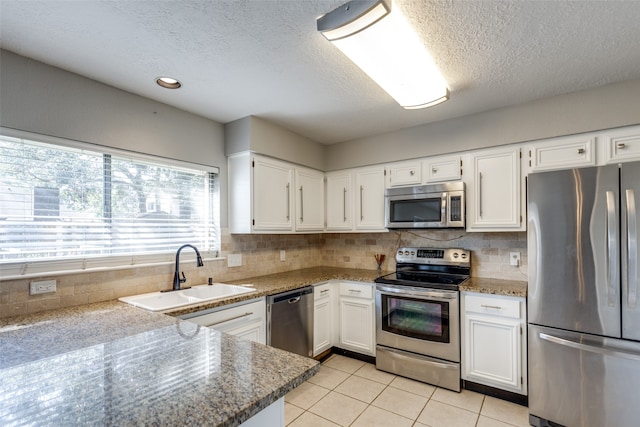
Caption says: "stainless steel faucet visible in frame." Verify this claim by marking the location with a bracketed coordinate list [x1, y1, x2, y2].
[167, 244, 204, 292]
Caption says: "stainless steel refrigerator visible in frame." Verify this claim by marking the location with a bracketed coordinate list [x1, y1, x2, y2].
[528, 162, 640, 427]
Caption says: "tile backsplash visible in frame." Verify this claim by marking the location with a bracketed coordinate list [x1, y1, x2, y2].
[0, 229, 527, 318]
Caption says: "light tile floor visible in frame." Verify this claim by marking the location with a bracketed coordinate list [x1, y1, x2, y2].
[285, 354, 529, 427]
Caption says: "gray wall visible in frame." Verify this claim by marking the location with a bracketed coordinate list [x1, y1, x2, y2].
[325, 79, 640, 170]
[225, 116, 326, 170]
[0, 49, 229, 226]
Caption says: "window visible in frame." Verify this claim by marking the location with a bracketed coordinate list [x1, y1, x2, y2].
[0, 130, 220, 278]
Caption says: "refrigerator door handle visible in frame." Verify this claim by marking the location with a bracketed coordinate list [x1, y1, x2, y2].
[627, 189, 638, 309]
[606, 191, 619, 307]
[539, 332, 640, 361]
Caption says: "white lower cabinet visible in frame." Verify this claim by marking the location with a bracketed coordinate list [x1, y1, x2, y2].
[462, 292, 527, 395]
[313, 282, 334, 356]
[338, 282, 375, 356]
[180, 298, 266, 345]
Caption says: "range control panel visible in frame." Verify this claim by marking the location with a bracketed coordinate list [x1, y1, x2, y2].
[395, 247, 470, 266]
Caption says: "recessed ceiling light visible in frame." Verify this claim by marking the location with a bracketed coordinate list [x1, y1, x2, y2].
[155, 76, 182, 89]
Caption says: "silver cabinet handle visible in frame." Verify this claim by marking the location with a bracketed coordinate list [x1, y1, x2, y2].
[481, 304, 503, 310]
[206, 312, 253, 328]
[348, 289, 362, 293]
[606, 191, 619, 307]
[618, 143, 626, 149]
[320, 289, 330, 294]
[286, 183, 290, 221]
[577, 148, 586, 154]
[627, 189, 638, 308]
[343, 187, 347, 222]
[410, 170, 415, 176]
[478, 172, 483, 218]
[539, 332, 640, 361]
[299, 186, 304, 222]
[360, 185, 364, 221]
[432, 167, 438, 173]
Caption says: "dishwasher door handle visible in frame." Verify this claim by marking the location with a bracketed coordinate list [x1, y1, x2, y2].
[288, 296, 301, 304]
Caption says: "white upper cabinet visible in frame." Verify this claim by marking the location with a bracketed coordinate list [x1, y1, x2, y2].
[354, 165, 386, 231]
[228, 152, 323, 234]
[386, 160, 421, 187]
[600, 125, 640, 164]
[465, 147, 525, 231]
[424, 155, 462, 183]
[326, 170, 353, 231]
[294, 167, 325, 231]
[527, 133, 596, 172]
[253, 156, 294, 232]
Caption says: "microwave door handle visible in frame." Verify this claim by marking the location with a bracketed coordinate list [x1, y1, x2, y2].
[606, 190, 619, 307]
[627, 189, 638, 309]
[441, 192, 447, 225]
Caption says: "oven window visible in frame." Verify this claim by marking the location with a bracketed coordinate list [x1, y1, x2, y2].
[390, 198, 442, 223]
[381, 294, 450, 343]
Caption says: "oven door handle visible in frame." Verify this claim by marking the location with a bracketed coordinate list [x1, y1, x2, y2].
[376, 285, 457, 300]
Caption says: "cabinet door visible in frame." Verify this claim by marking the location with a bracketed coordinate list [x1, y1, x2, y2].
[339, 297, 375, 356]
[386, 160, 421, 187]
[253, 156, 293, 231]
[314, 297, 332, 356]
[295, 167, 325, 231]
[326, 171, 353, 231]
[528, 134, 596, 172]
[221, 318, 266, 344]
[464, 313, 522, 392]
[602, 125, 640, 164]
[183, 299, 266, 345]
[467, 147, 524, 231]
[354, 166, 386, 230]
[424, 155, 462, 183]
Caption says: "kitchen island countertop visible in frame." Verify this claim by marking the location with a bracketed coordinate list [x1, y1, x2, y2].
[0, 301, 318, 427]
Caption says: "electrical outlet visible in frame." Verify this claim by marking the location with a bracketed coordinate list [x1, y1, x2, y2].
[280, 250, 286, 262]
[227, 253, 242, 268]
[510, 252, 521, 267]
[30, 279, 57, 295]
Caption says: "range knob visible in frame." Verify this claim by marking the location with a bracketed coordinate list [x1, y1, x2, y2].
[410, 251, 415, 256]
[452, 252, 459, 258]
[461, 253, 467, 259]
[404, 250, 410, 255]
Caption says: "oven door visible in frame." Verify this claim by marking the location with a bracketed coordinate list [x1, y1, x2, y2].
[376, 284, 460, 362]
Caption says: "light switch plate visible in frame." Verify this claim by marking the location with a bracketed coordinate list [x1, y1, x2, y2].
[280, 250, 286, 261]
[30, 279, 57, 295]
[227, 253, 242, 268]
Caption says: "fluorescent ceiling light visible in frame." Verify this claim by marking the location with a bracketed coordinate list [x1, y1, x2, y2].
[317, 0, 449, 109]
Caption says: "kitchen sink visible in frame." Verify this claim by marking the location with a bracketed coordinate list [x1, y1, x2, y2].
[181, 284, 256, 300]
[119, 284, 256, 312]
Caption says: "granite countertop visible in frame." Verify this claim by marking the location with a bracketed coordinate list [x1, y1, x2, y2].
[0, 266, 526, 426]
[460, 276, 528, 297]
[166, 266, 385, 317]
[0, 301, 318, 427]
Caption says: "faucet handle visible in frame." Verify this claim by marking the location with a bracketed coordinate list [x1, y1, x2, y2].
[179, 272, 187, 284]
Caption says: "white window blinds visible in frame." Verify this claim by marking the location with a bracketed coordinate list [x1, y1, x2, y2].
[0, 132, 220, 277]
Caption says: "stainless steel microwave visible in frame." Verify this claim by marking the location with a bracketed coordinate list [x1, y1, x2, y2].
[385, 182, 465, 229]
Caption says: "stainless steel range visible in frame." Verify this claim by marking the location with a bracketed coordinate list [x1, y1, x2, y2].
[375, 247, 471, 392]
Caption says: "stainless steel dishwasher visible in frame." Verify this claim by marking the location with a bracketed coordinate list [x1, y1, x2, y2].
[267, 287, 314, 357]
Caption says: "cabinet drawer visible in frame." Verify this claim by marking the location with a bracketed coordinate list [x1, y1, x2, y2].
[182, 298, 265, 328]
[529, 136, 596, 172]
[602, 125, 640, 163]
[314, 282, 332, 301]
[423, 156, 461, 182]
[465, 294, 521, 318]
[339, 282, 373, 299]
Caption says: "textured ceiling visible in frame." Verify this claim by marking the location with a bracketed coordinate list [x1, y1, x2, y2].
[1, 0, 640, 144]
